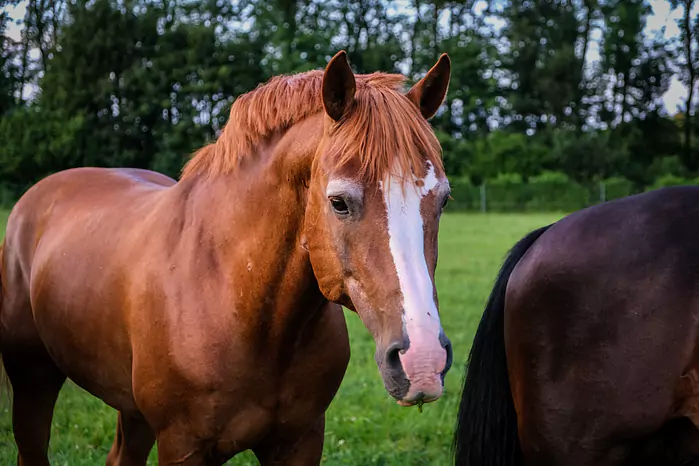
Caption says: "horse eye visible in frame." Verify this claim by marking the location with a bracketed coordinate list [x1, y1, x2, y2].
[330, 197, 350, 216]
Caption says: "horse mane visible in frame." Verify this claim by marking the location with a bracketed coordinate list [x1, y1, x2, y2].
[180, 69, 444, 184]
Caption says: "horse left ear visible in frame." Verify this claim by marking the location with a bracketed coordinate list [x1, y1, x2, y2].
[322, 51, 357, 122]
[407, 53, 451, 120]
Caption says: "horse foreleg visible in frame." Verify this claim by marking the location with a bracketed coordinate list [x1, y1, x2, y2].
[3, 351, 65, 466]
[253, 415, 325, 466]
[106, 412, 155, 466]
[154, 426, 219, 466]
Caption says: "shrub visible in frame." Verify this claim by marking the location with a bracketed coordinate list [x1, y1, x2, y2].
[526, 171, 588, 211]
[446, 177, 481, 211]
[645, 174, 695, 192]
[600, 176, 636, 201]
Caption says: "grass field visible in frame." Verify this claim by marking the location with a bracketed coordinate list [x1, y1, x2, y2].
[0, 211, 563, 465]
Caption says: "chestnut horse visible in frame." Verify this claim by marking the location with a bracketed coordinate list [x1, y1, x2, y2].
[454, 187, 699, 465]
[0, 51, 454, 465]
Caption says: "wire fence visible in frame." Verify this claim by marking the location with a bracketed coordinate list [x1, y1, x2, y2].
[445, 178, 642, 213]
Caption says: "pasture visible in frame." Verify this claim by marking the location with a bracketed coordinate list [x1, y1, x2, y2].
[0, 211, 562, 465]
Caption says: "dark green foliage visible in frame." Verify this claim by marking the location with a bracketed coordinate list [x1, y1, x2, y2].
[0, 0, 697, 211]
[446, 172, 646, 213]
[602, 176, 636, 201]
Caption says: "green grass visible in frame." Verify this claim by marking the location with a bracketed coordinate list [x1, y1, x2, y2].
[0, 211, 563, 465]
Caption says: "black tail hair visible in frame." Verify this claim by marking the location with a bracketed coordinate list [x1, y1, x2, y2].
[0, 242, 8, 404]
[0, 242, 3, 352]
[453, 224, 552, 466]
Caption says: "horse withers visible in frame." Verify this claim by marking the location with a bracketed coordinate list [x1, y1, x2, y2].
[454, 186, 699, 466]
[0, 51, 453, 465]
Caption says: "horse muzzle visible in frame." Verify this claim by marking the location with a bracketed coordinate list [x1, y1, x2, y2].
[376, 330, 452, 406]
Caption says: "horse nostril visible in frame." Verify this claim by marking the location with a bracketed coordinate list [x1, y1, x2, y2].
[441, 336, 453, 381]
[385, 341, 404, 370]
[377, 341, 410, 401]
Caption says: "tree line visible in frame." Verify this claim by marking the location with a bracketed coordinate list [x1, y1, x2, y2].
[1, 0, 698, 208]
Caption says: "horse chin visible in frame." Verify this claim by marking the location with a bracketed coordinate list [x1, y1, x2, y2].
[396, 399, 416, 407]
[395, 395, 440, 407]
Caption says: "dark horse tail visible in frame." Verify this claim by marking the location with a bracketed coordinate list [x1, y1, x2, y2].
[0, 242, 6, 395]
[0, 241, 10, 403]
[0, 242, 4, 354]
[453, 224, 552, 466]
[0, 242, 3, 345]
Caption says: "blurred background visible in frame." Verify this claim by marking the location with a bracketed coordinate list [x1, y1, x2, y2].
[2, 1, 698, 464]
[1, 0, 698, 212]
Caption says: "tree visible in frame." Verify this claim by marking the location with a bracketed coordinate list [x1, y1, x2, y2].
[496, 0, 606, 133]
[669, 0, 699, 171]
[0, 0, 22, 114]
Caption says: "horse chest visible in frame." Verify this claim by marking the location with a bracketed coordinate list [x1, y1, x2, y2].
[264, 303, 351, 433]
[131, 302, 350, 454]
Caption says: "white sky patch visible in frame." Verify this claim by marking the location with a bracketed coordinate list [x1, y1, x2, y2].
[5, 2, 26, 43]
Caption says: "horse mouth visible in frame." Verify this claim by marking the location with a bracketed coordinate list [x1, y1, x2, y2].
[395, 395, 440, 407]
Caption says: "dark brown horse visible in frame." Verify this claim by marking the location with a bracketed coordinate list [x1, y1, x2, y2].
[0, 51, 454, 465]
[454, 186, 699, 466]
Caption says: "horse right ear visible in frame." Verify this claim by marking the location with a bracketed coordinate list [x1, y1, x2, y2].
[322, 51, 356, 122]
[406, 53, 451, 120]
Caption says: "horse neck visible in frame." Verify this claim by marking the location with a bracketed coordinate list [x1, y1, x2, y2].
[172, 116, 326, 347]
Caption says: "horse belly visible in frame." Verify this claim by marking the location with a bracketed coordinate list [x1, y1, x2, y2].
[675, 343, 699, 428]
[30, 260, 137, 412]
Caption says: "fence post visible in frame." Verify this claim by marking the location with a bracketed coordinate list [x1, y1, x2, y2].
[480, 183, 487, 213]
[599, 180, 606, 203]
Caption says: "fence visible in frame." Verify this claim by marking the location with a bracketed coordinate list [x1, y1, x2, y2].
[446, 177, 641, 213]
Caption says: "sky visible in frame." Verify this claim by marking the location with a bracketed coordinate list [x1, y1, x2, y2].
[3, 0, 697, 115]
[631, 0, 699, 114]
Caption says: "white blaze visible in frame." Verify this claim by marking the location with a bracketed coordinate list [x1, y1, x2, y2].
[381, 162, 444, 388]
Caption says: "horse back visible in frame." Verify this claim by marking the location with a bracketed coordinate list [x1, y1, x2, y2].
[505, 186, 699, 463]
[5, 166, 175, 286]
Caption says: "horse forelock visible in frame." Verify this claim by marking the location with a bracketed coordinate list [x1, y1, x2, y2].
[180, 69, 444, 185]
[326, 81, 444, 187]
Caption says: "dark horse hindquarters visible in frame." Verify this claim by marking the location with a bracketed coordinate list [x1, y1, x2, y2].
[454, 186, 699, 466]
[453, 224, 551, 466]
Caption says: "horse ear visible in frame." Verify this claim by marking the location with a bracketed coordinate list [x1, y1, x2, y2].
[407, 53, 451, 120]
[322, 51, 356, 122]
